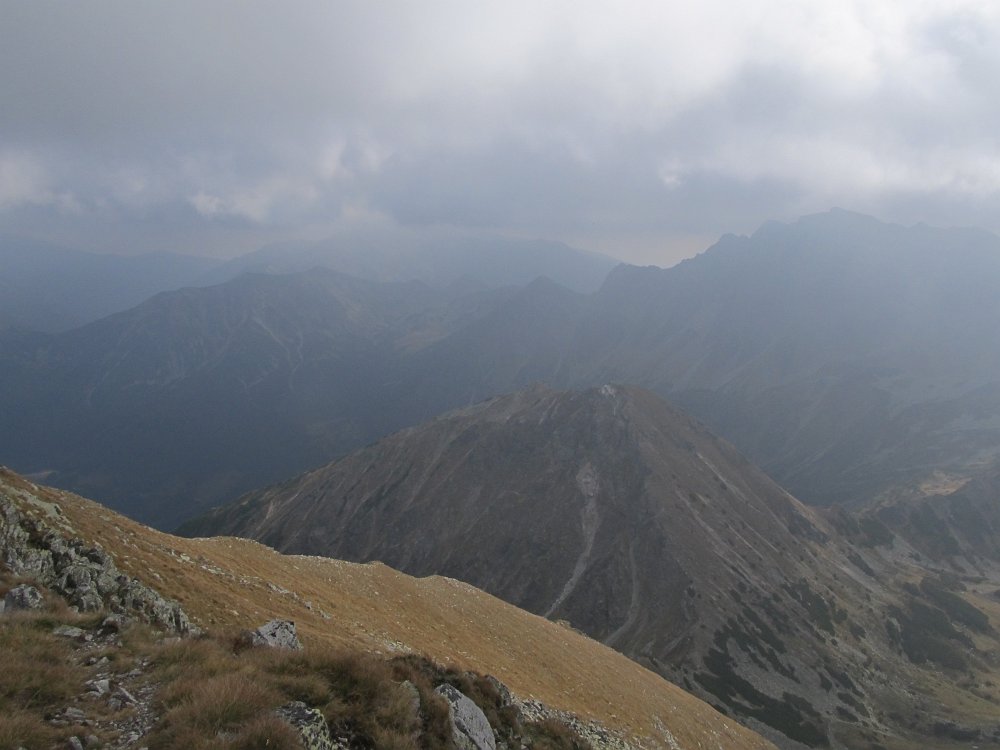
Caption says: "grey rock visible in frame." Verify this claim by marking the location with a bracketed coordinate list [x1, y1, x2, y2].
[52, 625, 86, 639]
[485, 675, 513, 707]
[87, 678, 111, 696]
[63, 707, 87, 721]
[112, 686, 137, 705]
[3, 583, 44, 612]
[245, 619, 302, 650]
[67, 737, 84, 750]
[435, 684, 496, 750]
[275, 701, 336, 750]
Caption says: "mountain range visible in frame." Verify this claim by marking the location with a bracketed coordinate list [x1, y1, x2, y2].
[5, 210, 1000, 748]
[0, 229, 615, 334]
[4, 210, 1000, 528]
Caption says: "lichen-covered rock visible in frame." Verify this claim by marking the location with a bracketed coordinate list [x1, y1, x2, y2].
[435, 684, 496, 750]
[52, 624, 87, 639]
[276, 701, 337, 750]
[485, 675, 512, 707]
[0, 491, 198, 635]
[245, 619, 302, 650]
[3, 583, 44, 612]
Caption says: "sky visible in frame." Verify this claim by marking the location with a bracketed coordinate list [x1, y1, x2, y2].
[2, 1, 1000, 267]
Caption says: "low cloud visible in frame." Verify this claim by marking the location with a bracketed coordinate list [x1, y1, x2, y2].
[2, 1, 1000, 264]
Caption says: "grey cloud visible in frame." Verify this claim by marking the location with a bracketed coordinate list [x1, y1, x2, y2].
[3, 1, 1000, 264]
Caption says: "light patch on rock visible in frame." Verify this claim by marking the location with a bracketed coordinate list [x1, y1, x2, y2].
[245, 619, 302, 650]
[435, 684, 496, 750]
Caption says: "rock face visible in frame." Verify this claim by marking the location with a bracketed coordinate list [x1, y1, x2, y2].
[244, 619, 302, 650]
[0, 478, 198, 635]
[3, 582, 43, 612]
[435, 684, 496, 750]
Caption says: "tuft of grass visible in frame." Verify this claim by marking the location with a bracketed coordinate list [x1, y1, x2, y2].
[149, 634, 425, 749]
[159, 673, 282, 733]
[0, 707, 63, 749]
[277, 646, 422, 749]
[527, 718, 593, 750]
[226, 713, 304, 749]
[0, 618, 85, 709]
[125, 625, 594, 750]
[152, 635, 239, 684]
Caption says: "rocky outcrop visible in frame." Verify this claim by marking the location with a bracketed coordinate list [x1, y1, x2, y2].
[0, 489, 198, 635]
[276, 701, 340, 750]
[2, 582, 44, 612]
[435, 684, 496, 750]
[243, 619, 302, 650]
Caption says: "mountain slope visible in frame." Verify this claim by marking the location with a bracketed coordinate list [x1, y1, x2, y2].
[0, 467, 774, 750]
[192, 384, 1000, 749]
[560, 210, 1000, 505]
[0, 269, 515, 528]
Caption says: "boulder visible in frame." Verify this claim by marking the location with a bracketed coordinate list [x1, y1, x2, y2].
[275, 701, 338, 750]
[245, 619, 302, 650]
[52, 624, 86, 639]
[3, 583, 43, 612]
[435, 684, 496, 750]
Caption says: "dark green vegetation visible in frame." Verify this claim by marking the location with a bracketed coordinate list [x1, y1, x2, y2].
[696, 625, 827, 747]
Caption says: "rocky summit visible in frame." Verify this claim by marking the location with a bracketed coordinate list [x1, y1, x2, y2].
[192, 383, 1000, 749]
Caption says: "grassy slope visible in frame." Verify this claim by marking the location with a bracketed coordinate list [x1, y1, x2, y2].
[0, 469, 773, 750]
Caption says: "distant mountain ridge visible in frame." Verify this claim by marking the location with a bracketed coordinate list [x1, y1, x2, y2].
[0, 235, 220, 332]
[0, 229, 616, 334]
[202, 230, 619, 293]
[189, 384, 1000, 748]
[0, 268, 517, 528]
[4, 210, 1000, 525]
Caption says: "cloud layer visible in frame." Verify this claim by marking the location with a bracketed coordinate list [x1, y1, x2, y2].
[3, 0, 1000, 264]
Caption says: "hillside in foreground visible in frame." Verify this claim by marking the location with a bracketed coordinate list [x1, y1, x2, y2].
[0, 467, 772, 750]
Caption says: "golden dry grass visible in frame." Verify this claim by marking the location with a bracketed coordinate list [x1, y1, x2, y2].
[0, 583, 95, 750]
[1, 469, 775, 750]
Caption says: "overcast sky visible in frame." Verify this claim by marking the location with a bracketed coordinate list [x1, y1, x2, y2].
[2, 1, 1000, 266]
